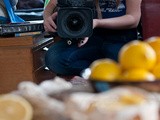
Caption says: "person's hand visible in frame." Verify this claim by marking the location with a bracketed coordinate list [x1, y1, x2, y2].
[77, 19, 99, 47]
[78, 37, 89, 47]
[44, 12, 58, 32]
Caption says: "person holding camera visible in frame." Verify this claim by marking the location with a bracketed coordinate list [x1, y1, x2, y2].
[43, 0, 142, 78]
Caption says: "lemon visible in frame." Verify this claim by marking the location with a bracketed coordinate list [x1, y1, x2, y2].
[146, 36, 160, 63]
[0, 94, 33, 120]
[119, 40, 156, 70]
[121, 68, 155, 82]
[152, 63, 160, 79]
[89, 58, 121, 81]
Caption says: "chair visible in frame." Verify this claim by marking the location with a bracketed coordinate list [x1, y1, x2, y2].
[141, 0, 160, 39]
[3, 0, 24, 23]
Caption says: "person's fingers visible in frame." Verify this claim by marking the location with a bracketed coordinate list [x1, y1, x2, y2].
[44, 23, 56, 32]
[48, 19, 57, 31]
[51, 12, 58, 20]
[44, 13, 58, 32]
[78, 37, 89, 47]
[44, 20, 56, 32]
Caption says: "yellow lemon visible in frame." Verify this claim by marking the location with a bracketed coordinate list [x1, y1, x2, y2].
[119, 40, 156, 70]
[0, 94, 33, 120]
[89, 58, 121, 81]
[152, 63, 160, 79]
[146, 36, 160, 63]
[121, 68, 155, 82]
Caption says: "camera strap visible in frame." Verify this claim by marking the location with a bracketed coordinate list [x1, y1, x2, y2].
[95, 0, 102, 19]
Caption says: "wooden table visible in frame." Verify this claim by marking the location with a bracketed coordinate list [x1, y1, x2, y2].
[0, 33, 56, 93]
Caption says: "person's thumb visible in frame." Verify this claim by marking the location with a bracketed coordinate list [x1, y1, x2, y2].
[78, 37, 89, 47]
[51, 12, 58, 20]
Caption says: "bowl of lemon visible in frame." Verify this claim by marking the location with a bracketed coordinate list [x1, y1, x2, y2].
[83, 38, 160, 93]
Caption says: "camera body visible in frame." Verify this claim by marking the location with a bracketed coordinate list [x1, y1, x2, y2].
[57, 0, 94, 39]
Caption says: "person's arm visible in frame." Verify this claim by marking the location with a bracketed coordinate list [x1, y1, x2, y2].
[93, 0, 142, 30]
[43, 0, 58, 32]
[43, 0, 57, 20]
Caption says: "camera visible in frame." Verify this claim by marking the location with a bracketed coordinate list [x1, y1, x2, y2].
[57, 0, 94, 39]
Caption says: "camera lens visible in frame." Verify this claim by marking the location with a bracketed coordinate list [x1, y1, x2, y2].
[57, 8, 93, 38]
[66, 13, 84, 31]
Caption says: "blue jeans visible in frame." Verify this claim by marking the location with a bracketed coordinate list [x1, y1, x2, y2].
[45, 28, 138, 76]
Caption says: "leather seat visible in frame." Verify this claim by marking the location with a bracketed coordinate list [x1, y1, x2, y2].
[141, 0, 160, 39]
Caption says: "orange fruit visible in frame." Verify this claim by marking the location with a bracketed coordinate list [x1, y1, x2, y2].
[119, 40, 156, 70]
[0, 94, 33, 120]
[146, 36, 160, 63]
[121, 68, 155, 82]
[89, 58, 121, 81]
[152, 63, 160, 79]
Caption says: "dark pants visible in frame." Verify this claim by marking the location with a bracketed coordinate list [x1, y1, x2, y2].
[45, 28, 138, 76]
